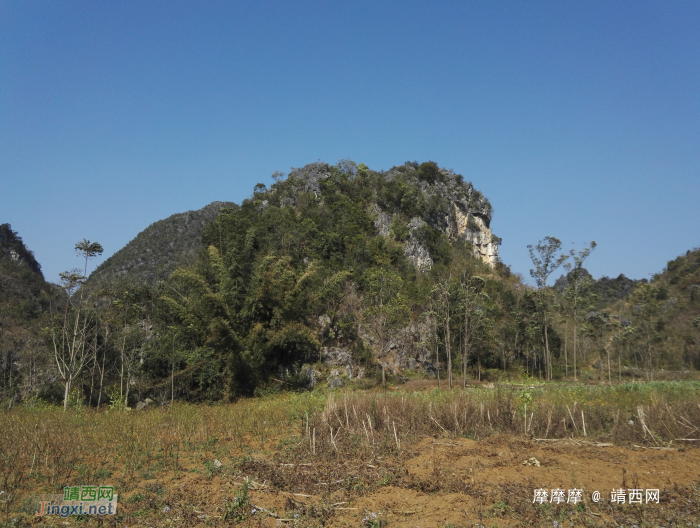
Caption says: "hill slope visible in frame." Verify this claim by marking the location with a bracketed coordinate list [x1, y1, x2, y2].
[555, 268, 647, 304]
[0, 225, 54, 390]
[0, 224, 52, 323]
[648, 247, 700, 368]
[89, 201, 236, 286]
[600, 246, 700, 373]
[148, 160, 515, 399]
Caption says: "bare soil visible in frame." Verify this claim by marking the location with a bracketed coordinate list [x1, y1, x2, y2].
[39, 435, 694, 528]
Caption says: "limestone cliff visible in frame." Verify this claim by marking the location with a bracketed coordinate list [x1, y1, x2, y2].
[375, 162, 500, 269]
[284, 161, 500, 270]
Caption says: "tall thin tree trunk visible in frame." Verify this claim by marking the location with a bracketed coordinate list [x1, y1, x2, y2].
[88, 335, 97, 406]
[97, 347, 106, 408]
[573, 314, 578, 381]
[124, 369, 130, 410]
[543, 319, 551, 381]
[564, 321, 568, 380]
[63, 375, 71, 410]
[436, 326, 440, 390]
[618, 348, 622, 383]
[171, 334, 175, 405]
[445, 303, 452, 389]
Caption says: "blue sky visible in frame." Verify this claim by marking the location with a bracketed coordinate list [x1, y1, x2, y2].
[2, 1, 699, 284]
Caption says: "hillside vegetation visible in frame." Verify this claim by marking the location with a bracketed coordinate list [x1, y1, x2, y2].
[0, 224, 55, 400]
[152, 160, 511, 400]
[89, 201, 236, 287]
[1, 161, 699, 409]
[603, 247, 700, 374]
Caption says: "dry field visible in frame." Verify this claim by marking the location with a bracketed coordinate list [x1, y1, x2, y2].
[1, 381, 699, 527]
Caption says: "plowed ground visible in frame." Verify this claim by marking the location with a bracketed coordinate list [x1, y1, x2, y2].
[49, 435, 696, 528]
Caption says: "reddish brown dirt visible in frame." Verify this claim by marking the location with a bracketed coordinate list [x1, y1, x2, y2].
[326, 437, 700, 527]
[22, 435, 700, 527]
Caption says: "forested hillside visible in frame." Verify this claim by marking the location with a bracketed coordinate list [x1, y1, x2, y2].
[89, 200, 236, 287]
[1, 161, 698, 409]
[0, 224, 55, 401]
[151, 160, 510, 400]
[603, 247, 700, 374]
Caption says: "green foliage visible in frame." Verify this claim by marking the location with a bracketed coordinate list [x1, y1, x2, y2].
[416, 160, 443, 184]
[146, 160, 505, 396]
[223, 478, 251, 521]
[89, 201, 236, 287]
[415, 223, 451, 264]
[0, 224, 53, 326]
[0, 224, 55, 404]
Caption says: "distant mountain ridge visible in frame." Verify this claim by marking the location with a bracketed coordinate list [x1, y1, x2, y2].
[555, 268, 647, 304]
[89, 201, 236, 286]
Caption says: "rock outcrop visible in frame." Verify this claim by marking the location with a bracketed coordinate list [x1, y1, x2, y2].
[288, 162, 500, 270]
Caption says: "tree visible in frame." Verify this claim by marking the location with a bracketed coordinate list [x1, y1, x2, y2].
[585, 310, 611, 383]
[631, 283, 663, 380]
[528, 237, 568, 381]
[459, 272, 488, 385]
[51, 240, 103, 409]
[433, 277, 454, 388]
[562, 241, 596, 380]
[362, 268, 409, 386]
[110, 289, 147, 408]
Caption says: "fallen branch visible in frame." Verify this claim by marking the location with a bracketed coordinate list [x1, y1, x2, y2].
[251, 504, 277, 518]
[280, 492, 312, 498]
[430, 415, 449, 435]
[566, 405, 579, 433]
[633, 445, 676, 451]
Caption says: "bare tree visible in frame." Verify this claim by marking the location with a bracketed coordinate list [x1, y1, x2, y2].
[528, 237, 568, 381]
[460, 272, 487, 386]
[433, 277, 454, 388]
[51, 240, 103, 409]
[562, 241, 596, 380]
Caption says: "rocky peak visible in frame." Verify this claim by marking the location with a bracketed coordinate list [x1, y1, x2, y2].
[378, 162, 500, 268]
[273, 161, 501, 269]
[287, 162, 332, 197]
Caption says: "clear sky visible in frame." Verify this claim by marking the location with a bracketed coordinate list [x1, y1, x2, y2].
[2, 1, 699, 285]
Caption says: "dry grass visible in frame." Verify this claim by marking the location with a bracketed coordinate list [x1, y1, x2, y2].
[302, 382, 700, 458]
[0, 381, 698, 527]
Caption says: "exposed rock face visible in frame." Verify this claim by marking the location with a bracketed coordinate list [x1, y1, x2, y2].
[322, 346, 352, 367]
[277, 161, 500, 269]
[0, 224, 44, 277]
[370, 204, 392, 237]
[281, 161, 500, 271]
[283, 162, 333, 204]
[380, 163, 499, 268]
[403, 218, 433, 271]
[358, 319, 434, 375]
[449, 203, 499, 265]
